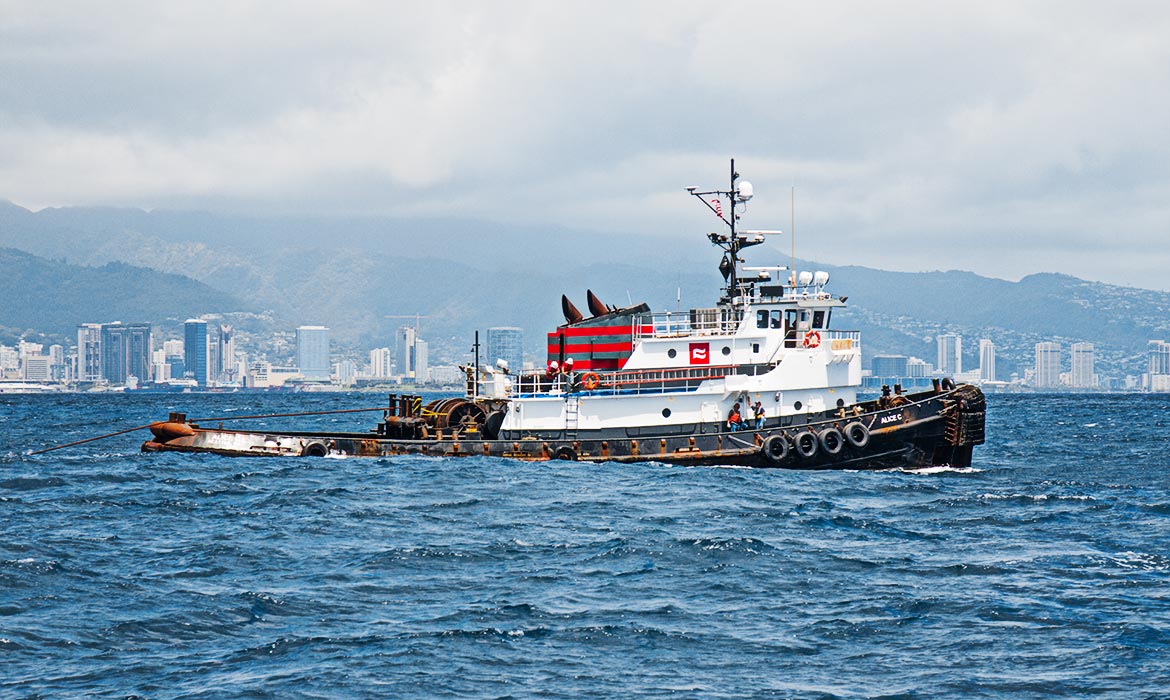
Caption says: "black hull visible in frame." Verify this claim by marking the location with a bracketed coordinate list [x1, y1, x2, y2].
[143, 385, 986, 470]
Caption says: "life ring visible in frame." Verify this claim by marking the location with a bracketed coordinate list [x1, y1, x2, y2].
[803, 331, 822, 349]
[818, 427, 844, 455]
[582, 372, 600, 391]
[761, 434, 789, 465]
[793, 431, 818, 459]
[843, 421, 870, 449]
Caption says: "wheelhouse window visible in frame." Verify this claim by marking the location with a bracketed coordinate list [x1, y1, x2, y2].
[756, 310, 769, 329]
[812, 310, 825, 329]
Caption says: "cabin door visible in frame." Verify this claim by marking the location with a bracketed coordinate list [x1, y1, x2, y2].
[700, 402, 720, 433]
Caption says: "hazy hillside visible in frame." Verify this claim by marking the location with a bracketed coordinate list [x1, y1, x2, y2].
[0, 247, 246, 338]
[3, 201, 1169, 379]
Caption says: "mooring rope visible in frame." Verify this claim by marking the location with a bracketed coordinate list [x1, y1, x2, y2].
[188, 407, 389, 423]
[29, 406, 391, 455]
[29, 423, 161, 456]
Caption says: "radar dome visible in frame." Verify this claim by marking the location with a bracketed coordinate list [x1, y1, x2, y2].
[798, 271, 814, 285]
[736, 181, 754, 201]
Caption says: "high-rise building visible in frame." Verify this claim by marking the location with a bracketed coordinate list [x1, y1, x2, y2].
[77, 323, 103, 381]
[48, 344, 66, 382]
[979, 339, 996, 383]
[369, 348, 393, 378]
[184, 319, 209, 386]
[214, 325, 236, 383]
[486, 327, 524, 374]
[100, 322, 152, 385]
[296, 326, 331, 380]
[1070, 342, 1095, 388]
[906, 357, 931, 378]
[22, 355, 50, 382]
[1150, 340, 1170, 376]
[415, 338, 429, 384]
[396, 326, 428, 381]
[871, 355, 909, 377]
[335, 359, 358, 386]
[1034, 342, 1062, 388]
[937, 334, 962, 377]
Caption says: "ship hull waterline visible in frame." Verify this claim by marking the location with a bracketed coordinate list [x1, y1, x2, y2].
[142, 385, 986, 470]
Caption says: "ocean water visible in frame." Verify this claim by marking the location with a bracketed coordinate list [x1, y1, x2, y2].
[2, 392, 1169, 699]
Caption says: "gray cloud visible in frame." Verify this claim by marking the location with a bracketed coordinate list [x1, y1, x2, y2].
[1, 1, 1167, 289]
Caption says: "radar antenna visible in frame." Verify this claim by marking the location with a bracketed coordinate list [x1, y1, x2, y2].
[688, 158, 769, 305]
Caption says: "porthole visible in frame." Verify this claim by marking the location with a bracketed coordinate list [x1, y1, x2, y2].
[721, 346, 731, 356]
[837, 398, 845, 408]
[667, 348, 677, 359]
[793, 401, 803, 411]
[662, 408, 672, 418]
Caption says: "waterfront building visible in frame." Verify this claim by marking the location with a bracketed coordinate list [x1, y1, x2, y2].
[1070, 342, 1095, 388]
[184, 319, 209, 386]
[486, 327, 524, 374]
[49, 344, 66, 382]
[979, 339, 996, 383]
[396, 326, 428, 381]
[335, 359, 358, 386]
[296, 326, 331, 380]
[1150, 340, 1170, 376]
[871, 355, 909, 378]
[369, 348, 393, 378]
[906, 357, 930, 378]
[100, 322, 152, 385]
[215, 325, 236, 383]
[18, 341, 43, 360]
[77, 323, 103, 381]
[22, 355, 50, 382]
[429, 365, 464, 386]
[0, 345, 18, 375]
[1034, 342, 1062, 388]
[937, 334, 962, 377]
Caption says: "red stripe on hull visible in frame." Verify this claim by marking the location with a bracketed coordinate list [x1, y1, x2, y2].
[548, 325, 651, 339]
[546, 342, 633, 355]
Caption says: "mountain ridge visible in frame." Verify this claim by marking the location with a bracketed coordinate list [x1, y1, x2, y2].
[2, 201, 1166, 379]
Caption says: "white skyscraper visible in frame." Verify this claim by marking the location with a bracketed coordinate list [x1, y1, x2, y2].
[937, 334, 962, 377]
[1070, 342, 1095, 388]
[77, 322, 103, 381]
[1034, 342, 1062, 388]
[979, 339, 996, 383]
[369, 348, 393, 378]
[396, 326, 428, 381]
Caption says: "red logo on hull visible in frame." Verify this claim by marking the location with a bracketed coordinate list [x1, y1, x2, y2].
[689, 342, 709, 365]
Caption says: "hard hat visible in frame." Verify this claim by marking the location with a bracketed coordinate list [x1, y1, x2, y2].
[550, 360, 559, 369]
[565, 357, 574, 365]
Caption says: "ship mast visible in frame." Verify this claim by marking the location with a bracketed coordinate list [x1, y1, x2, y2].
[688, 158, 762, 305]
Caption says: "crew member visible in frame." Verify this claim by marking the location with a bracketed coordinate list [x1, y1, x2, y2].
[727, 402, 744, 432]
[753, 401, 766, 430]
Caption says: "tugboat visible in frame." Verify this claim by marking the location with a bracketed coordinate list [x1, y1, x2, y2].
[143, 161, 985, 469]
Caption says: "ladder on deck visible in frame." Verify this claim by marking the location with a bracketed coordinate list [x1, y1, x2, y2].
[565, 395, 580, 438]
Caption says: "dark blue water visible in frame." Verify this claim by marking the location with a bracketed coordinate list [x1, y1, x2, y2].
[3, 393, 1169, 699]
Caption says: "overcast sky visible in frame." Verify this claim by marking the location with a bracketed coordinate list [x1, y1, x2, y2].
[1, 2, 1168, 289]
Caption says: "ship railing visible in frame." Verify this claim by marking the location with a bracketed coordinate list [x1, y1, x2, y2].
[782, 328, 861, 350]
[633, 308, 743, 340]
[507, 364, 739, 398]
